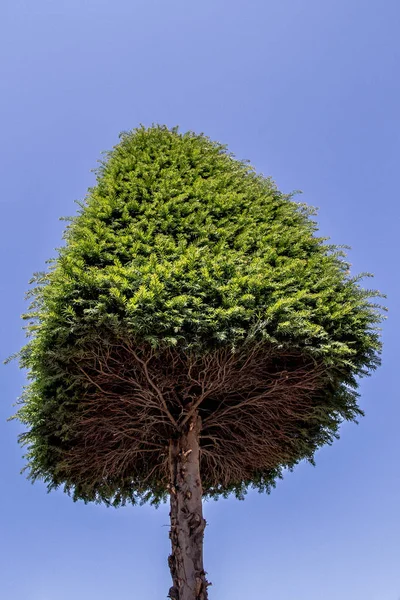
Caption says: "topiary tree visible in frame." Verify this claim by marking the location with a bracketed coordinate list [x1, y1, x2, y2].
[14, 125, 383, 600]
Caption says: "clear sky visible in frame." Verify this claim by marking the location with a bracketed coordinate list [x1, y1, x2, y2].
[1, 1, 399, 598]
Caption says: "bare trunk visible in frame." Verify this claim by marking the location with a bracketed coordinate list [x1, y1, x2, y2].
[168, 415, 209, 600]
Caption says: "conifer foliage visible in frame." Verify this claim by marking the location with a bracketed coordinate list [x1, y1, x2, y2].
[15, 126, 383, 600]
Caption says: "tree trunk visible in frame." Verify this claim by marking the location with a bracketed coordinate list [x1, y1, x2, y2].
[168, 415, 209, 600]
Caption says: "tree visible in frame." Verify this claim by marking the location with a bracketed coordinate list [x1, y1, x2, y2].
[14, 125, 383, 600]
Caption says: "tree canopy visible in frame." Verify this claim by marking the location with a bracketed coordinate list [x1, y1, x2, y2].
[15, 125, 383, 506]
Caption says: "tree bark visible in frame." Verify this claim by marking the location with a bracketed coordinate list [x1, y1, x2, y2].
[168, 415, 209, 600]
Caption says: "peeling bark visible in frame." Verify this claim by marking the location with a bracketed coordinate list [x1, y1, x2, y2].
[168, 415, 210, 600]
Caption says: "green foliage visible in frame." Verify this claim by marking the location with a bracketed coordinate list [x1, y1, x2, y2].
[13, 125, 384, 505]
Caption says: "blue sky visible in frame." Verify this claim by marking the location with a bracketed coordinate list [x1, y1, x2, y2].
[1, 1, 399, 598]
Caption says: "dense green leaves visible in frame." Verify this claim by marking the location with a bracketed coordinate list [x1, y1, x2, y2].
[14, 125, 384, 505]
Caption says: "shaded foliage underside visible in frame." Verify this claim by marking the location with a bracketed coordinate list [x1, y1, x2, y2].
[20, 340, 362, 505]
